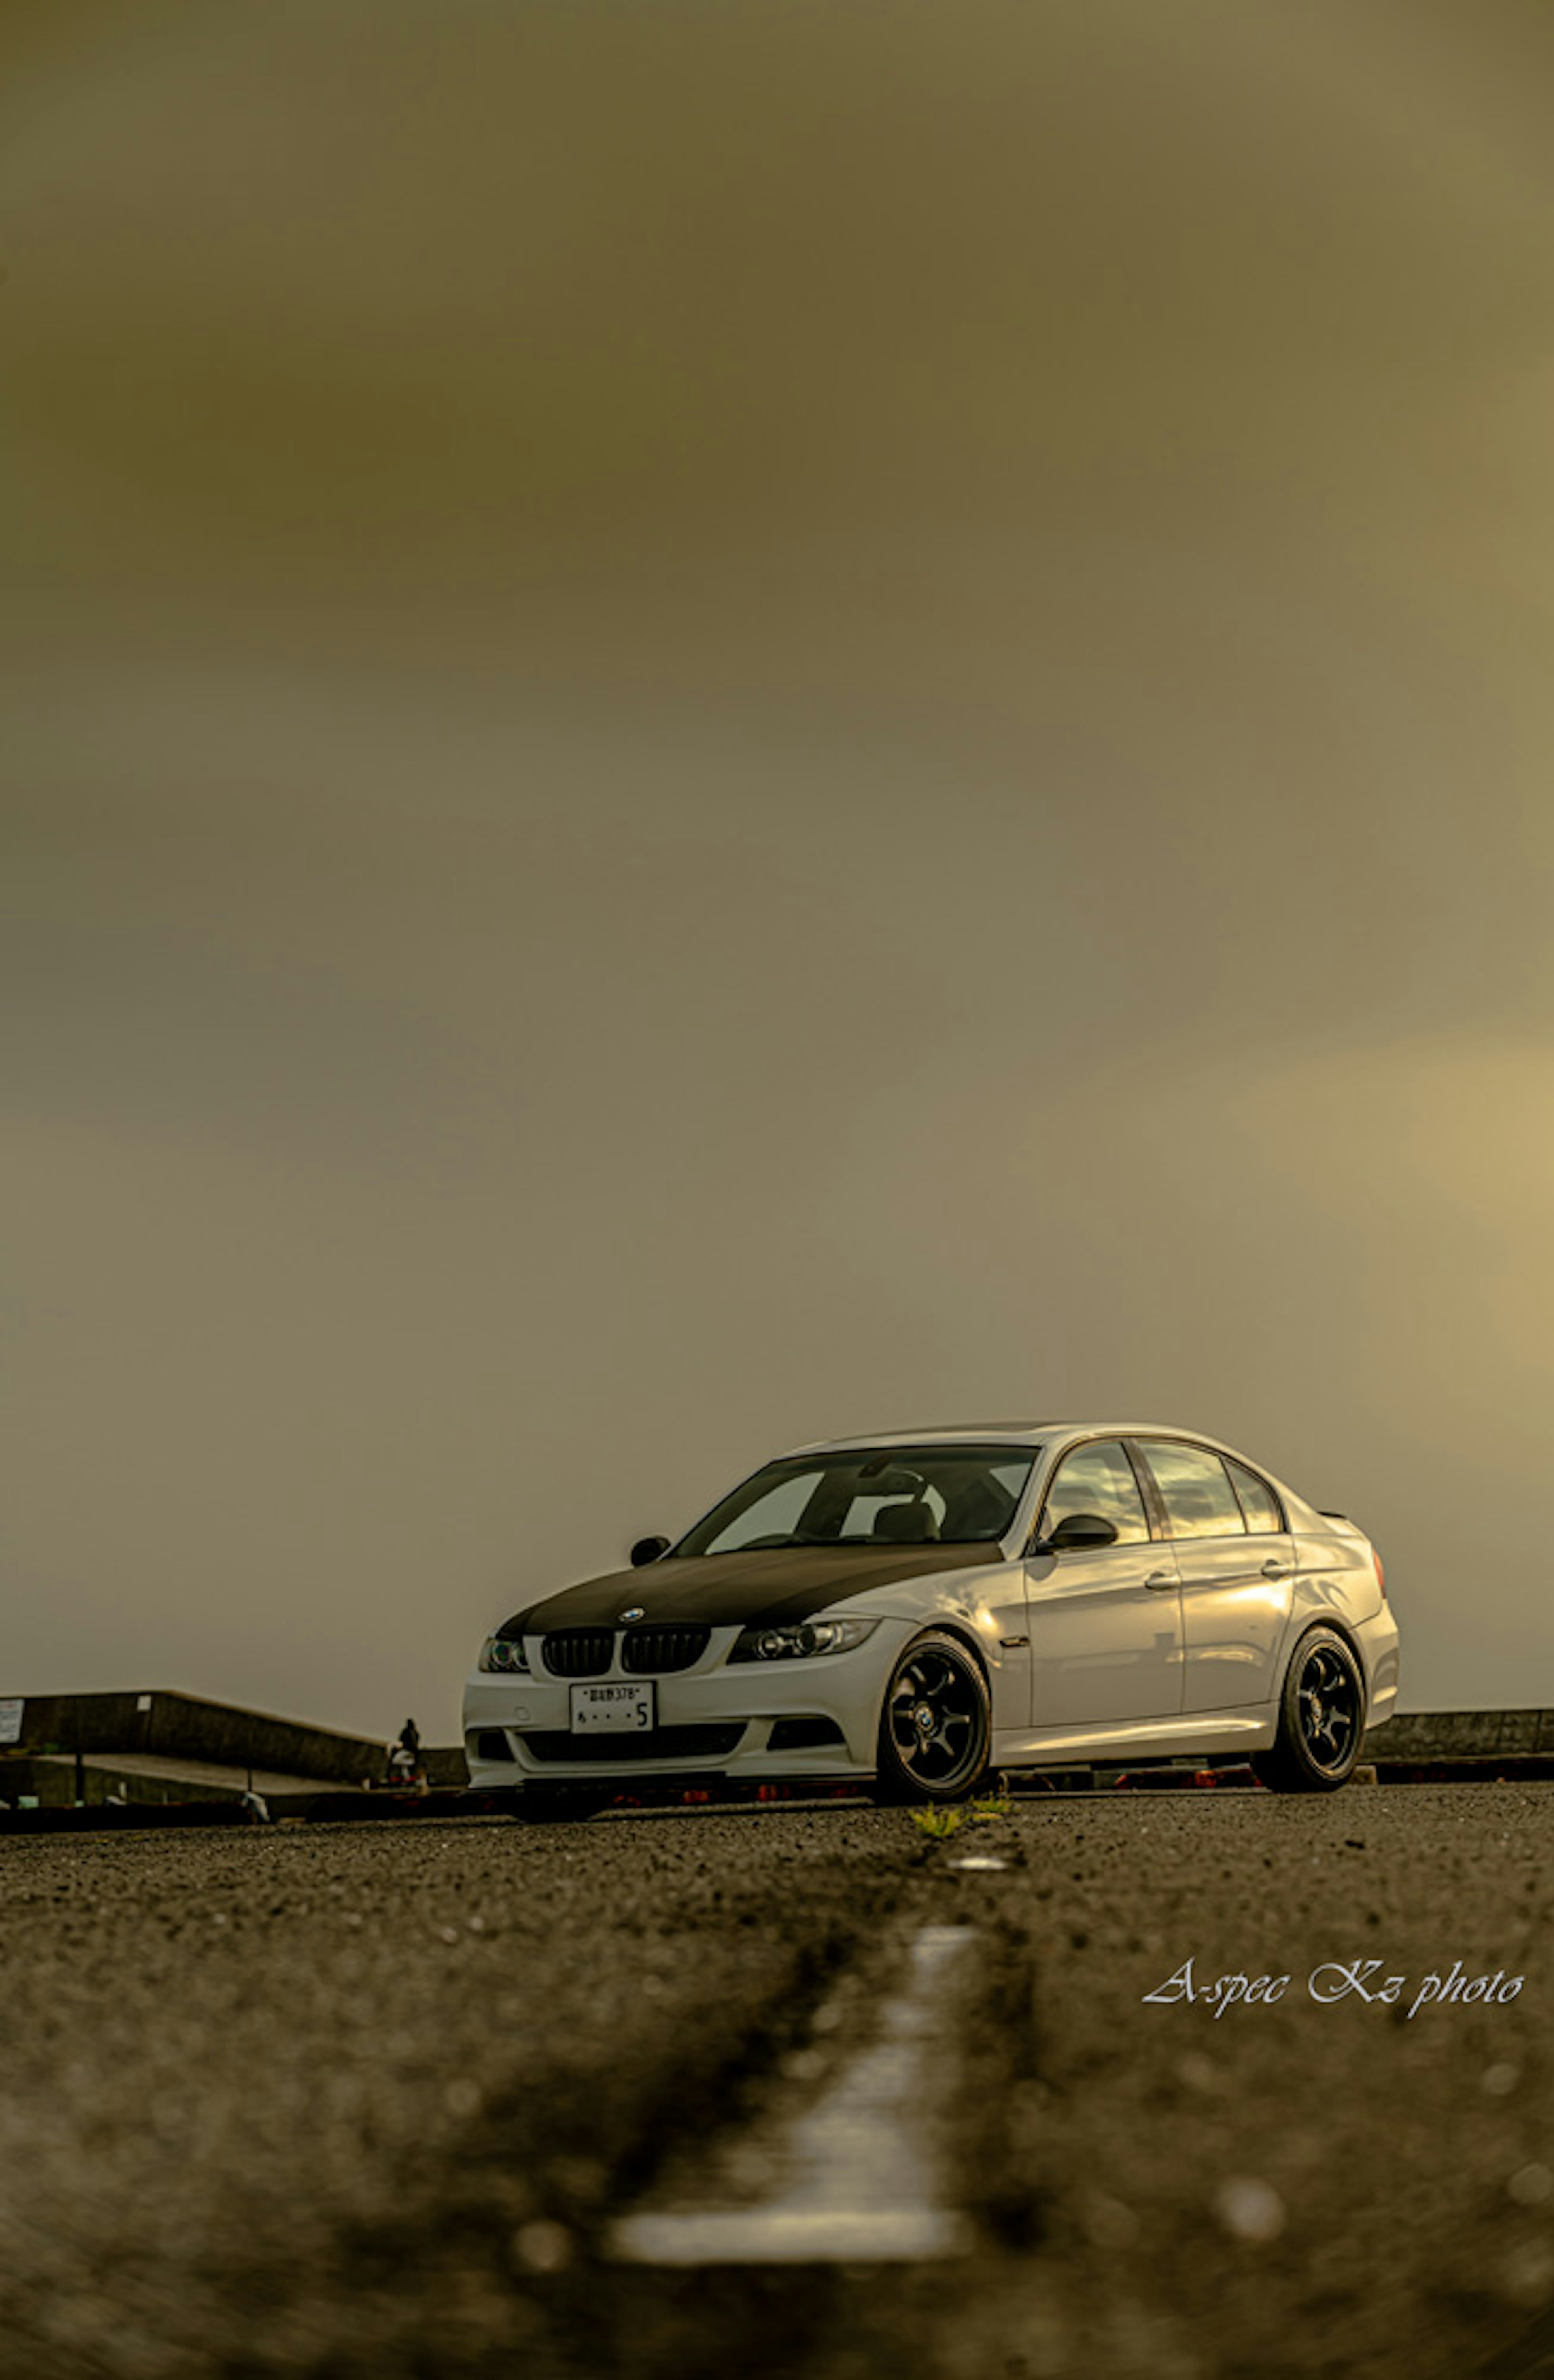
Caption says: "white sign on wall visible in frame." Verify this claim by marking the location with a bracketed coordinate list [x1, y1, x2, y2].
[0, 1699, 23, 1745]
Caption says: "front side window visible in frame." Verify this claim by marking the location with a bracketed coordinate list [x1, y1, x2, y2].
[676, 1445, 1038, 1556]
[1040, 1439, 1151, 1546]
[1142, 1441, 1246, 1539]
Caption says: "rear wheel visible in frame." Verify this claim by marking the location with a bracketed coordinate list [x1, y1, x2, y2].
[874, 1631, 993, 1804]
[1254, 1626, 1367, 1793]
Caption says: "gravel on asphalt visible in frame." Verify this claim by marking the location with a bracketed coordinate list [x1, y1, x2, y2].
[1, 1787, 1550, 2380]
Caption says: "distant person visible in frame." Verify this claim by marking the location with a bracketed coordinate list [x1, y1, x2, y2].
[388, 1718, 426, 1794]
[239, 1787, 270, 1824]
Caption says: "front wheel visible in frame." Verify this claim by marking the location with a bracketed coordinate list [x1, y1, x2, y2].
[874, 1631, 993, 1804]
[1253, 1626, 1367, 1794]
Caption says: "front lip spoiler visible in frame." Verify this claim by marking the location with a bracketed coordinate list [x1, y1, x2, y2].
[467, 1775, 879, 1812]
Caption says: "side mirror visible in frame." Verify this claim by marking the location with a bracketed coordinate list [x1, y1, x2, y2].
[1042, 1511, 1119, 1552]
[630, 1534, 672, 1568]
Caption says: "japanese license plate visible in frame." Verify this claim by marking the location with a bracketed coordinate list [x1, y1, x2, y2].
[569, 1682, 655, 1735]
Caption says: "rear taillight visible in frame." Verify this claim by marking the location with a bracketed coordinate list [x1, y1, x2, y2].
[1373, 1548, 1386, 1599]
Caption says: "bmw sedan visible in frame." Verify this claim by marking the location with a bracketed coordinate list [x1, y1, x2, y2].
[462, 1424, 1400, 1803]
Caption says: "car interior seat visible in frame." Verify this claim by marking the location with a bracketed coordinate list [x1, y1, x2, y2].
[871, 1499, 941, 1542]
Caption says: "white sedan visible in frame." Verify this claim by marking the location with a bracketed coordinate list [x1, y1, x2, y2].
[462, 1423, 1399, 1803]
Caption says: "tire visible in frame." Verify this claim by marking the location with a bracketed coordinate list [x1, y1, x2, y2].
[873, 1631, 994, 1804]
[1253, 1626, 1367, 1794]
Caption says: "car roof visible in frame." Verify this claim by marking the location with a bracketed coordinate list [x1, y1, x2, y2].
[781, 1421, 1221, 1456]
[765, 1423, 1325, 1531]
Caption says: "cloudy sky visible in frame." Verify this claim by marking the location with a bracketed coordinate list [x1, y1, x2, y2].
[5, 0, 1553, 1743]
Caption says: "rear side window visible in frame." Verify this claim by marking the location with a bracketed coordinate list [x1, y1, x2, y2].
[1141, 1441, 1246, 1539]
[1226, 1459, 1283, 1535]
[1042, 1439, 1151, 1546]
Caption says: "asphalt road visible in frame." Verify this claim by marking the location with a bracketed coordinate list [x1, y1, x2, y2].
[2, 1785, 1552, 2380]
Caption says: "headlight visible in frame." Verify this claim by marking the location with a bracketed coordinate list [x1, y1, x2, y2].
[729, 1618, 880, 1662]
[479, 1634, 530, 1674]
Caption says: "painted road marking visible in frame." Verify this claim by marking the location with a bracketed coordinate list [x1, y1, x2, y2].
[609, 1925, 975, 2265]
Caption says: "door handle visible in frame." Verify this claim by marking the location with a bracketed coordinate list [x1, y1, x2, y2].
[1144, 1570, 1177, 1592]
[1261, 1558, 1292, 1578]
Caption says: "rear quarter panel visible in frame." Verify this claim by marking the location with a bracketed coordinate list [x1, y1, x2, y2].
[1278, 1511, 1388, 1673]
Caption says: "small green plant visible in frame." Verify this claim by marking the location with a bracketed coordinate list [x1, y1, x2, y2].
[909, 1805, 963, 1839]
[970, 1783, 1013, 1822]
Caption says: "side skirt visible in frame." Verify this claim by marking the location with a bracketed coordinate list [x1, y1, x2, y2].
[993, 1707, 1278, 1769]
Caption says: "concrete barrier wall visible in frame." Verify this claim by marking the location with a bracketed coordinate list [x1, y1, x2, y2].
[1362, 1709, 1554, 1761]
[4, 1692, 386, 1784]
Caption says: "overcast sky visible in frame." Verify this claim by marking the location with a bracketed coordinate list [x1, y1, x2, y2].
[5, 0, 1554, 1743]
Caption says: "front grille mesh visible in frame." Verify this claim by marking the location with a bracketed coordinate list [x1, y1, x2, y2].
[519, 1724, 745, 1765]
[622, 1625, 709, 1675]
[541, 1628, 614, 1678]
[767, 1716, 847, 1752]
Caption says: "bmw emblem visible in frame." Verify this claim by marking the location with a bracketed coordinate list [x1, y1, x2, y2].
[620, 1605, 646, 1623]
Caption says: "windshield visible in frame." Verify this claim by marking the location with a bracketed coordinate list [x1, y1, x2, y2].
[672, 1444, 1038, 1556]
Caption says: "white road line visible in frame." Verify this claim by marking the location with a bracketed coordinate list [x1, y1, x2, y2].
[609, 1924, 975, 2266]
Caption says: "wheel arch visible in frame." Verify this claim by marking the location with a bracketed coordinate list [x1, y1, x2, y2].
[873, 1617, 992, 1724]
[1279, 1612, 1370, 1700]
[919, 1616, 993, 1682]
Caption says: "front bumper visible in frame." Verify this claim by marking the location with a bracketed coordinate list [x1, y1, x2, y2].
[461, 1618, 913, 1789]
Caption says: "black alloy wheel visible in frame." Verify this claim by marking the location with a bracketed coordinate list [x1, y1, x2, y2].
[1254, 1625, 1367, 1794]
[875, 1631, 993, 1804]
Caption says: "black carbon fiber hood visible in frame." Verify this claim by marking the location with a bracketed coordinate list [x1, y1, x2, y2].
[498, 1540, 998, 1637]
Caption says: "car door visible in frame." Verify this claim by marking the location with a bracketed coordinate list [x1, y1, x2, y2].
[1023, 1438, 1182, 1726]
[1133, 1439, 1292, 1713]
